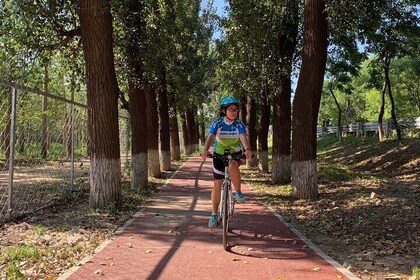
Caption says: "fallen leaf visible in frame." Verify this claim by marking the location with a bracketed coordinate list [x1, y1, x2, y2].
[312, 267, 321, 272]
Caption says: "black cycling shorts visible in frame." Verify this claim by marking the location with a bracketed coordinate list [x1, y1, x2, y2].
[212, 152, 242, 180]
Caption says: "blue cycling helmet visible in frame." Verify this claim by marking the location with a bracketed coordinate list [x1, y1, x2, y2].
[220, 96, 239, 109]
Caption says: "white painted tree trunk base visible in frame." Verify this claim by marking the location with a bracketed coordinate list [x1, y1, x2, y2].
[148, 149, 160, 177]
[89, 157, 121, 209]
[171, 145, 180, 160]
[258, 150, 269, 173]
[160, 150, 171, 171]
[291, 160, 318, 199]
[272, 154, 291, 184]
[184, 144, 192, 155]
[246, 150, 258, 168]
[131, 153, 148, 189]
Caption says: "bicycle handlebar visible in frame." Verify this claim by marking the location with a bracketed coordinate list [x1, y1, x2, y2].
[207, 152, 246, 161]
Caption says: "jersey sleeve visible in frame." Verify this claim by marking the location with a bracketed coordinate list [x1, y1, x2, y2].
[208, 118, 220, 135]
[237, 120, 247, 135]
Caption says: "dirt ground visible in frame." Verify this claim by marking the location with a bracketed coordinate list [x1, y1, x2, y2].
[247, 137, 420, 280]
[0, 138, 419, 279]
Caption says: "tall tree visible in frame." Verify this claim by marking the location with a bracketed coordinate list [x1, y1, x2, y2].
[271, 0, 299, 184]
[79, 0, 122, 209]
[246, 96, 257, 167]
[258, 79, 270, 173]
[168, 89, 181, 160]
[291, 0, 328, 199]
[119, 0, 149, 188]
[146, 87, 161, 177]
[363, 0, 419, 141]
[158, 67, 171, 171]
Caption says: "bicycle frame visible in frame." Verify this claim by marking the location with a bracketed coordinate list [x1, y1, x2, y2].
[219, 157, 233, 250]
[209, 152, 244, 250]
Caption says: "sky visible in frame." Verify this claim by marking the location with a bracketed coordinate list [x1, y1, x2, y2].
[200, 0, 228, 39]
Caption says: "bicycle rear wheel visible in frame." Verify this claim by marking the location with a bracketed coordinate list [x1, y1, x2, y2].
[222, 181, 229, 250]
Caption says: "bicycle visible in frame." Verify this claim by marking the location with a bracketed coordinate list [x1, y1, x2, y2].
[208, 151, 246, 250]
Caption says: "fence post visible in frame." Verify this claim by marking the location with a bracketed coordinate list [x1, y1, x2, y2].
[70, 101, 75, 189]
[7, 87, 17, 221]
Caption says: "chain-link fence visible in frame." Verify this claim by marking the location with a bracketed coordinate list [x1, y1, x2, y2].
[0, 80, 130, 224]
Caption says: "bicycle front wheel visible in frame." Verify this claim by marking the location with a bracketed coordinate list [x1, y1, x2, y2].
[222, 181, 229, 250]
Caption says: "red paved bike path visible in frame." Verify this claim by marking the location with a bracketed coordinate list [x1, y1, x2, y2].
[60, 156, 359, 280]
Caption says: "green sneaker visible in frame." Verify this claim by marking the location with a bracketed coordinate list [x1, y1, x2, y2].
[235, 191, 245, 203]
[208, 214, 218, 228]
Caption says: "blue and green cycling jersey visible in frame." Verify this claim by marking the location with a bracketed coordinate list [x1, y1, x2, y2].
[208, 117, 247, 154]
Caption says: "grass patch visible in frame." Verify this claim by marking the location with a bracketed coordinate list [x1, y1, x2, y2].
[317, 135, 340, 151]
[251, 182, 293, 205]
[1, 243, 41, 279]
[413, 267, 420, 277]
[318, 163, 358, 182]
[5, 262, 25, 280]
[1, 244, 40, 263]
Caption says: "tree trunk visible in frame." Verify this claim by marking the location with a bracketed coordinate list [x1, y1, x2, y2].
[200, 122, 206, 146]
[193, 107, 200, 151]
[79, 0, 122, 209]
[158, 68, 171, 171]
[168, 91, 180, 160]
[246, 96, 257, 167]
[378, 75, 386, 141]
[239, 94, 247, 123]
[272, 72, 292, 184]
[18, 124, 25, 154]
[146, 87, 161, 177]
[271, 0, 298, 184]
[258, 79, 270, 173]
[128, 82, 148, 188]
[181, 114, 190, 155]
[185, 109, 196, 154]
[385, 64, 401, 140]
[195, 122, 200, 152]
[124, 0, 149, 187]
[41, 63, 49, 160]
[291, 0, 328, 199]
[329, 87, 342, 142]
